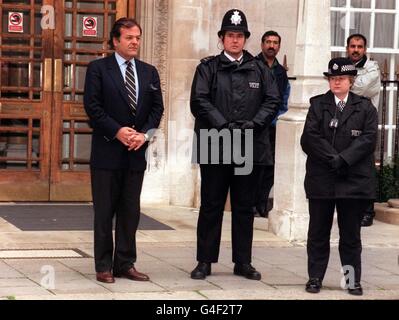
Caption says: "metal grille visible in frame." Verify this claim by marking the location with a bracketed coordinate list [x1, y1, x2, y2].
[0, 115, 41, 169]
[63, 0, 117, 102]
[0, 0, 44, 100]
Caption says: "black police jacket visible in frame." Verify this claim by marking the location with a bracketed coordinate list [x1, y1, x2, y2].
[300, 90, 378, 199]
[190, 50, 281, 165]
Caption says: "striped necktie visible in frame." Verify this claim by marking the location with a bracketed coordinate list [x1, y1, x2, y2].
[337, 100, 346, 112]
[125, 61, 137, 116]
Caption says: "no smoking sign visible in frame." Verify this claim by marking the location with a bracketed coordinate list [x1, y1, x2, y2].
[83, 16, 97, 37]
[8, 12, 23, 33]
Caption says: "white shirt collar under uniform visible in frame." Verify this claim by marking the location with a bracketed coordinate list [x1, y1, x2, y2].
[334, 94, 349, 106]
[223, 51, 243, 63]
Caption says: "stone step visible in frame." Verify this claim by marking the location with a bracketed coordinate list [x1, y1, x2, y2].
[388, 199, 399, 209]
[375, 202, 399, 225]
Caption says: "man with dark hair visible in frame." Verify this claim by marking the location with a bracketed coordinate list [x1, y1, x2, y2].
[84, 17, 164, 283]
[190, 9, 280, 281]
[254, 30, 290, 217]
[346, 33, 381, 227]
[346, 33, 380, 108]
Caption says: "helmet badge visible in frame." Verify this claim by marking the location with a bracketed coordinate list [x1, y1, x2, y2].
[230, 10, 242, 25]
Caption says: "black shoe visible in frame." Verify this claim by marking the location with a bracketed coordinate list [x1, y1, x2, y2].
[348, 282, 363, 296]
[252, 206, 261, 217]
[190, 262, 211, 280]
[234, 263, 262, 280]
[361, 214, 374, 227]
[305, 278, 322, 293]
[254, 203, 266, 217]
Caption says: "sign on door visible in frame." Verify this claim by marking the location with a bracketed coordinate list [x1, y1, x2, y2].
[8, 12, 23, 33]
[82, 16, 97, 37]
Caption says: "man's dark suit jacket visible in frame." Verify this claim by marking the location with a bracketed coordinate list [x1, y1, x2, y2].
[84, 53, 164, 171]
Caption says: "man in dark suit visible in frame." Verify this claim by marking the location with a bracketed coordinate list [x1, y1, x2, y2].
[84, 18, 164, 283]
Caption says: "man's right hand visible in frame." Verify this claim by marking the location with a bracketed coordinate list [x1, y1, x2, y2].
[116, 127, 136, 146]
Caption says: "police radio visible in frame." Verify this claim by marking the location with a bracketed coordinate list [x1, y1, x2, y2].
[330, 105, 339, 147]
[329, 118, 339, 129]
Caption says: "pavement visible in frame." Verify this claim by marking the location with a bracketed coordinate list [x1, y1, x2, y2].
[0, 203, 398, 300]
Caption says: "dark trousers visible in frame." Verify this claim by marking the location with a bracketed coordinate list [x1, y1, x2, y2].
[307, 199, 367, 283]
[91, 168, 144, 273]
[256, 126, 276, 207]
[197, 164, 259, 264]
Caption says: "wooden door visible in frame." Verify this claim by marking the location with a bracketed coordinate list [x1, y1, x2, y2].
[0, 0, 54, 200]
[0, 0, 132, 201]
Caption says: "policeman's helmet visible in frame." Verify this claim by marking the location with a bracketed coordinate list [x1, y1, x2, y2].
[218, 9, 250, 38]
[323, 57, 357, 77]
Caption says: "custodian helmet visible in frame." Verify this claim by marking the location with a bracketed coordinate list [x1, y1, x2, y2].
[218, 9, 250, 38]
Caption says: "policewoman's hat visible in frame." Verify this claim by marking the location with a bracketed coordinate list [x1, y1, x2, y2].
[218, 9, 250, 38]
[323, 57, 357, 77]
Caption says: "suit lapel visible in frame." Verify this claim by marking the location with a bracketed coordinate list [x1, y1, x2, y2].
[106, 54, 131, 108]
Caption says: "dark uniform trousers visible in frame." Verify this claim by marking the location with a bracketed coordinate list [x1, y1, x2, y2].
[307, 198, 368, 283]
[91, 168, 144, 273]
[197, 164, 259, 264]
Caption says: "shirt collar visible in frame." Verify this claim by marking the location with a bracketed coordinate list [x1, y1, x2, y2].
[115, 52, 136, 68]
[334, 94, 349, 105]
[354, 54, 367, 68]
[223, 51, 243, 63]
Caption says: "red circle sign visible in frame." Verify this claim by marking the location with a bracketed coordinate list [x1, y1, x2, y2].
[83, 17, 96, 29]
[9, 13, 22, 25]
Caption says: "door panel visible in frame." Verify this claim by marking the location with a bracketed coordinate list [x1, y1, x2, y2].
[0, 0, 130, 201]
[0, 0, 54, 200]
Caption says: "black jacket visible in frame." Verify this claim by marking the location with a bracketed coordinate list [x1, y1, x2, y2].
[256, 53, 288, 102]
[84, 54, 164, 171]
[190, 51, 281, 165]
[300, 91, 378, 199]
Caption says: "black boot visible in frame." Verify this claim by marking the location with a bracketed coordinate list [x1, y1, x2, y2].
[233, 263, 261, 280]
[348, 282, 363, 296]
[190, 262, 211, 280]
[305, 278, 322, 293]
[361, 213, 374, 227]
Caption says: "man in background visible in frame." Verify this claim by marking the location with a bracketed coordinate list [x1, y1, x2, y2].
[254, 30, 290, 217]
[346, 33, 381, 227]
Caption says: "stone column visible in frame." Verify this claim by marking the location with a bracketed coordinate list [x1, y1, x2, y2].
[268, 0, 331, 241]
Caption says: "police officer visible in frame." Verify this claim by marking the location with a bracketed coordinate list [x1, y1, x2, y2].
[301, 57, 378, 296]
[190, 9, 280, 281]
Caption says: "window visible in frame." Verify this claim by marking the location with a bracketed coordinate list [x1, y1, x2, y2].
[331, 0, 399, 160]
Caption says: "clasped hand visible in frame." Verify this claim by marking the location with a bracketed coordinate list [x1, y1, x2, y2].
[225, 120, 256, 131]
[116, 127, 146, 151]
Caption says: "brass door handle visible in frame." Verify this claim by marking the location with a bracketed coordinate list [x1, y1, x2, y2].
[44, 58, 52, 92]
[54, 59, 63, 93]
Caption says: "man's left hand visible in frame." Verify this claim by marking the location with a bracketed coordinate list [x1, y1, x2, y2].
[127, 132, 147, 151]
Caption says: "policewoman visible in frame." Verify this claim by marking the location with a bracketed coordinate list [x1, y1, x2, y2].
[300, 57, 378, 296]
[190, 9, 280, 281]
